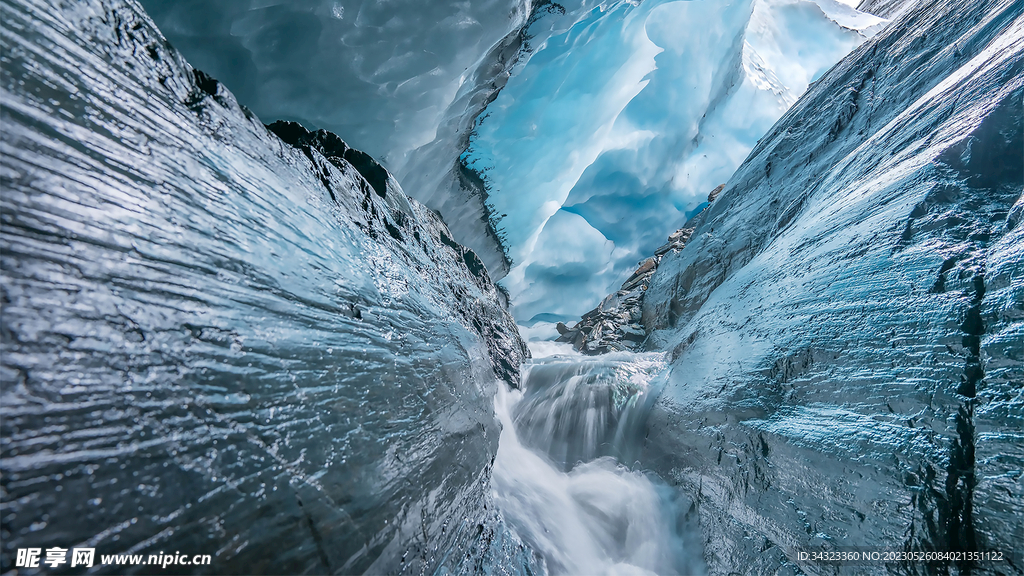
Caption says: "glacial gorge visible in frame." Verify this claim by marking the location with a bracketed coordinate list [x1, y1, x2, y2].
[1, 0, 1022, 575]
[1, 1, 529, 572]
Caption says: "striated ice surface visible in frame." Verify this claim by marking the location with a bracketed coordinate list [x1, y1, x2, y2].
[0, 0, 535, 573]
[4, 0, 1021, 573]
[463, 0, 886, 322]
[635, 0, 1024, 572]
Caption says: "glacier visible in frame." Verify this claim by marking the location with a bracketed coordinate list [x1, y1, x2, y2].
[2, 0, 1022, 573]
[621, 0, 1022, 571]
[497, 0, 1023, 570]
[138, 0, 886, 318]
[463, 0, 886, 323]
[137, 0, 532, 175]
[490, 348, 706, 576]
[1, 0, 532, 572]
[137, 0, 554, 280]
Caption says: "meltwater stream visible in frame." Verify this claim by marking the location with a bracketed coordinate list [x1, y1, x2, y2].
[491, 346, 704, 575]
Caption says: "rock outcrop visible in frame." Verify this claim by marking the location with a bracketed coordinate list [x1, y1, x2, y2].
[556, 184, 728, 355]
[555, 226, 694, 355]
[0, 0, 533, 573]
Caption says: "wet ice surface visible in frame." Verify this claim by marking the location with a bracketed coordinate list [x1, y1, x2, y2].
[3, 0, 1021, 573]
[0, 0, 532, 573]
[637, 0, 1024, 572]
[492, 350, 706, 575]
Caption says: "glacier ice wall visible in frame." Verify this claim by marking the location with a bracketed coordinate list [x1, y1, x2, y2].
[138, 0, 543, 280]
[136, 0, 885, 299]
[137, 0, 530, 174]
[0, 0, 535, 573]
[463, 0, 886, 323]
[636, 0, 1024, 571]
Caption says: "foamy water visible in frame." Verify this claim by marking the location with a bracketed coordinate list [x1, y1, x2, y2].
[491, 350, 702, 575]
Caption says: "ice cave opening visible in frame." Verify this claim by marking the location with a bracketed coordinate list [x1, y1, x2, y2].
[141, 0, 887, 330]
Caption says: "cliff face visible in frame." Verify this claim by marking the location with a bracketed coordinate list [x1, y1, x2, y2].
[639, 0, 1023, 572]
[0, 0, 531, 573]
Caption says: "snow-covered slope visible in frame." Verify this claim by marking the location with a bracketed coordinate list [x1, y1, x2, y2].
[464, 0, 887, 323]
[0, 0, 533, 572]
[636, 0, 1023, 571]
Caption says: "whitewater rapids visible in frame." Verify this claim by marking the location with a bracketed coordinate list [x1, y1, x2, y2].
[491, 347, 705, 575]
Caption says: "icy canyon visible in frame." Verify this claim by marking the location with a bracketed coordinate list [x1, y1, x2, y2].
[1, 0, 1022, 575]
[137, 0, 889, 322]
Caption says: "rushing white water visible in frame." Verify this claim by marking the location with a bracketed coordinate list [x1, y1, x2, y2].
[491, 349, 704, 575]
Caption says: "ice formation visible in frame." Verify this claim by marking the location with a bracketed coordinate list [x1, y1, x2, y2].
[633, 0, 1024, 569]
[1, 1, 530, 572]
[138, 0, 531, 174]
[140, 0, 540, 278]
[3, 0, 1021, 573]
[464, 0, 886, 322]
[140, 0, 885, 305]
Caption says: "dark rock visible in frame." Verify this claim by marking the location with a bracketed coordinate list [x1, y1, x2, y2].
[462, 247, 488, 279]
[555, 223, 709, 354]
[266, 119, 349, 158]
[654, 242, 675, 256]
[343, 147, 390, 199]
[266, 120, 391, 199]
[620, 325, 646, 342]
[192, 68, 220, 98]
[708, 183, 725, 203]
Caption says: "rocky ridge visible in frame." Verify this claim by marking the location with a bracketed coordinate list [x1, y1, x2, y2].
[555, 184, 724, 355]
